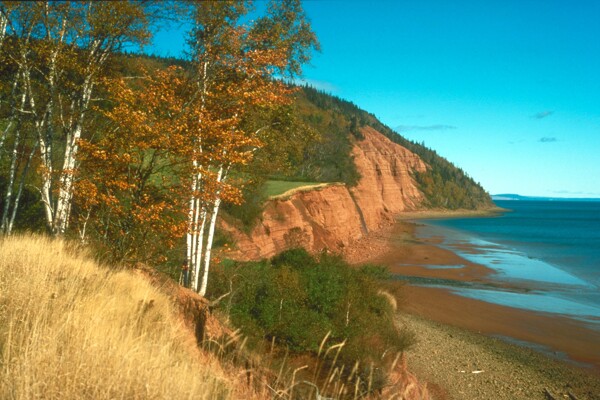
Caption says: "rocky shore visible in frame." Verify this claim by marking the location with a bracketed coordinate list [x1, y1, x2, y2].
[350, 218, 600, 399]
[401, 313, 600, 400]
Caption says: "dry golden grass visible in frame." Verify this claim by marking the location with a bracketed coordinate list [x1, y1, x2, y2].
[0, 235, 239, 400]
[0, 234, 430, 400]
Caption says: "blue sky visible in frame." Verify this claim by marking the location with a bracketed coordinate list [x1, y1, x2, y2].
[148, 1, 600, 198]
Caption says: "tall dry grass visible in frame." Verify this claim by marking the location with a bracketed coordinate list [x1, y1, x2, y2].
[0, 235, 237, 400]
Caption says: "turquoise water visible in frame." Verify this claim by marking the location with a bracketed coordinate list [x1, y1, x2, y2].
[418, 200, 600, 329]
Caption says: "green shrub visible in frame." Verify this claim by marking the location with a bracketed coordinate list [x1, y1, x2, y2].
[209, 249, 413, 370]
[221, 178, 268, 232]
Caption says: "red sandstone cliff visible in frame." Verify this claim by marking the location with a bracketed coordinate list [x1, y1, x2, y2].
[223, 127, 427, 260]
[350, 126, 426, 230]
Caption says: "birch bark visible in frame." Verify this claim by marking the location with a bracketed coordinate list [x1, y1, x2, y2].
[193, 207, 207, 292]
[0, 9, 7, 46]
[54, 74, 94, 234]
[0, 120, 21, 233]
[198, 165, 224, 297]
[6, 143, 38, 235]
[187, 54, 209, 291]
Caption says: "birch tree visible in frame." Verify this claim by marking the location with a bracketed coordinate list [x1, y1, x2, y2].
[52, 1, 154, 236]
[35, 0, 317, 296]
[185, 0, 319, 295]
[0, 2, 43, 234]
[0, 1, 153, 236]
[76, 0, 318, 293]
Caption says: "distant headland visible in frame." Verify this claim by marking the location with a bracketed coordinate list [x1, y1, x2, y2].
[493, 194, 600, 202]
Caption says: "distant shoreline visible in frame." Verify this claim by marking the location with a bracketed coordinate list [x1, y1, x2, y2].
[493, 194, 600, 202]
[395, 206, 509, 221]
[374, 220, 600, 371]
[353, 216, 600, 398]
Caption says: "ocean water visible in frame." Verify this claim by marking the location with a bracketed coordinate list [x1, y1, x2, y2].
[418, 200, 600, 329]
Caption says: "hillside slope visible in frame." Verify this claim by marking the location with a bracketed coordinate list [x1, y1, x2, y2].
[224, 126, 429, 259]
[291, 86, 494, 210]
[0, 235, 261, 399]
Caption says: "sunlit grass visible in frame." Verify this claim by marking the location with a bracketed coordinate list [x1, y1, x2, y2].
[0, 235, 238, 400]
[0, 235, 429, 399]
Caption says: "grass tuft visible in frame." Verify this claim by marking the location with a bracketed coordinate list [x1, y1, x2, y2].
[0, 234, 238, 400]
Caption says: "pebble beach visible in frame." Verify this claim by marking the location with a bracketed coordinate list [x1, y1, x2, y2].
[349, 216, 600, 399]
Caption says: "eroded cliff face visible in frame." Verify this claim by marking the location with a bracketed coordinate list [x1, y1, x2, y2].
[223, 127, 427, 260]
[350, 126, 426, 231]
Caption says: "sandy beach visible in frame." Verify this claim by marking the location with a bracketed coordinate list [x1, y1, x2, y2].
[350, 218, 600, 399]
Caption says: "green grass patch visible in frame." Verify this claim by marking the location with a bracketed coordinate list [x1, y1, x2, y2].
[263, 180, 324, 197]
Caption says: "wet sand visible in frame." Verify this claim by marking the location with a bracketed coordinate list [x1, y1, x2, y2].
[377, 222, 494, 283]
[401, 285, 600, 371]
[363, 220, 600, 374]
[369, 221, 495, 283]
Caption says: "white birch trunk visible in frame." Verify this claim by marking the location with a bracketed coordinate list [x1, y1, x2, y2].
[20, 63, 55, 229]
[186, 174, 197, 273]
[54, 124, 80, 234]
[38, 9, 68, 231]
[77, 209, 91, 244]
[0, 11, 7, 47]
[6, 143, 38, 235]
[199, 197, 221, 297]
[190, 194, 201, 287]
[187, 55, 208, 289]
[38, 137, 54, 228]
[198, 166, 224, 297]
[193, 206, 207, 292]
[0, 125, 21, 233]
[0, 69, 26, 154]
[54, 74, 94, 235]
[186, 169, 201, 289]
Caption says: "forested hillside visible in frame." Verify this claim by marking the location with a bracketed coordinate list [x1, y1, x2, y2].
[223, 84, 494, 227]
[0, 1, 319, 296]
[0, 3, 492, 398]
[291, 86, 494, 209]
[1, 0, 490, 276]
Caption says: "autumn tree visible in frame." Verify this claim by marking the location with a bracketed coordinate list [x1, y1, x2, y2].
[0, 1, 156, 235]
[183, 0, 319, 295]
[76, 67, 189, 263]
[77, 0, 318, 292]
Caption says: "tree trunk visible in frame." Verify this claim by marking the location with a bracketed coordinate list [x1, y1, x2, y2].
[193, 206, 207, 292]
[0, 69, 26, 155]
[0, 125, 21, 233]
[198, 166, 224, 297]
[6, 143, 38, 235]
[21, 46, 56, 231]
[187, 166, 204, 290]
[54, 75, 94, 235]
[0, 10, 7, 47]
[38, 134, 54, 229]
[199, 197, 221, 297]
[185, 174, 197, 277]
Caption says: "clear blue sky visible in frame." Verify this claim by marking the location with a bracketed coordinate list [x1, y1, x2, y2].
[148, 0, 600, 198]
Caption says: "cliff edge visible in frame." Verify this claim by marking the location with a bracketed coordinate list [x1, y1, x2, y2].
[223, 127, 427, 260]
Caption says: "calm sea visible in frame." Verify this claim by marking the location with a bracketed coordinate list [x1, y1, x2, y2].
[420, 200, 600, 329]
